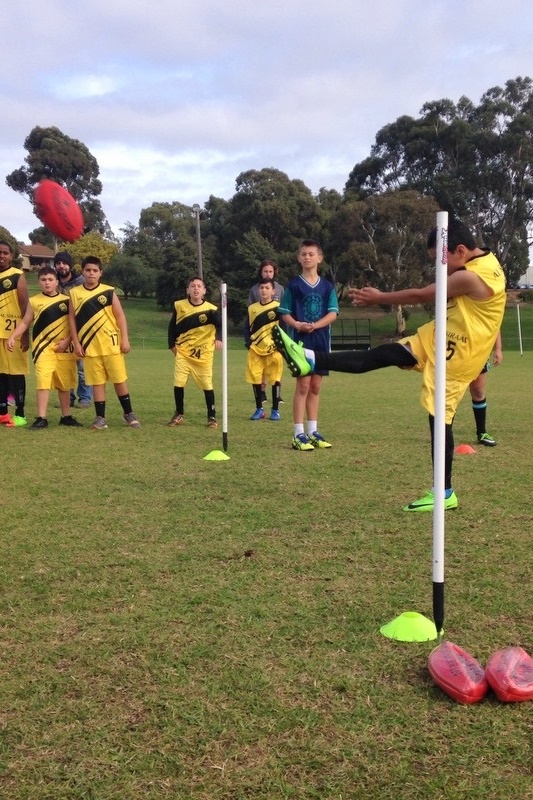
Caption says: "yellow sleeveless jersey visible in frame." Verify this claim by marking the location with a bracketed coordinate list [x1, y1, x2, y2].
[247, 300, 280, 356]
[29, 292, 73, 364]
[417, 250, 506, 382]
[0, 266, 24, 339]
[69, 282, 121, 356]
[171, 299, 219, 360]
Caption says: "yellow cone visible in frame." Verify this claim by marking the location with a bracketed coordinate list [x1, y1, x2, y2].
[203, 450, 230, 461]
[380, 611, 438, 642]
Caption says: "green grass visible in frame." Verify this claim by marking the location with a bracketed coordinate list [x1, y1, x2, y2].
[1, 300, 533, 799]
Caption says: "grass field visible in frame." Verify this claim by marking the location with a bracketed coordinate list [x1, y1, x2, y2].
[1, 298, 533, 799]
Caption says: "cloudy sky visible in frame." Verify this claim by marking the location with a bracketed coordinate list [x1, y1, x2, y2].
[1, 0, 532, 242]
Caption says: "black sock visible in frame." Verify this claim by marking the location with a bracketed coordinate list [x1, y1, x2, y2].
[118, 393, 133, 415]
[204, 389, 215, 419]
[472, 398, 487, 436]
[428, 414, 454, 491]
[11, 374, 26, 417]
[95, 401, 106, 418]
[253, 384, 263, 409]
[315, 343, 417, 373]
[272, 382, 280, 410]
[174, 386, 184, 415]
[0, 373, 9, 413]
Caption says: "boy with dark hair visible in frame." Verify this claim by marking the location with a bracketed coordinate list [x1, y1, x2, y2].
[167, 276, 222, 428]
[0, 239, 29, 426]
[54, 250, 92, 409]
[248, 259, 285, 405]
[245, 278, 283, 420]
[7, 266, 82, 429]
[274, 219, 506, 509]
[69, 256, 141, 430]
[278, 239, 339, 450]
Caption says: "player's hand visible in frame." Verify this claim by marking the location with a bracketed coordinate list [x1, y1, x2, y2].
[55, 338, 69, 353]
[20, 332, 30, 352]
[493, 349, 503, 366]
[215, 339, 223, 351]
[6, 336, 15, 351]
[349, 286, 382, 307]
[121, 340, 131, 354]
[74, 344, 85, 357]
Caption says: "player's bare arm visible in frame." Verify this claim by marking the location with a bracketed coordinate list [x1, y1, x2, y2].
[350, 284, 437, 307]
[112, 293, 131, 353]
[445, 269, 494, 300]
[6, 304, 34, 350]
[68, 302, 84, 357]
[350, 269, 493, 308]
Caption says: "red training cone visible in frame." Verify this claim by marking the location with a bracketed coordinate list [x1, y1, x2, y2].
[455, 444, 476, 454]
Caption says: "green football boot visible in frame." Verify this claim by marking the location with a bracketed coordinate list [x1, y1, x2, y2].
[403, 490, 458, 512]
[272, 326, 313, 377]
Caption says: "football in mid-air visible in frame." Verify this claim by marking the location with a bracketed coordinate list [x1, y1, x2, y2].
[33, 179, 84, 242]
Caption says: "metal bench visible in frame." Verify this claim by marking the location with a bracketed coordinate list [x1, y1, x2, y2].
[330, 318, 371, 350]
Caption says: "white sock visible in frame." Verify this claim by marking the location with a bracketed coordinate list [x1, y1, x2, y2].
[294, 423, 305, 437]
[307, 420, 317, 436]
[304, 348, 315, 366]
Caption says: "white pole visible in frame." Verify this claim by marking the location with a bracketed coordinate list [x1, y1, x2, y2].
[517, 303, 523, 356]
[432, 211, 448, 635]
[221, 282, 228, 451]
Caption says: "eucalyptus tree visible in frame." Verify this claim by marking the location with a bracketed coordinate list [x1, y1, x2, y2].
[6, 125, 107, 240]
[345, 76, 533, 285]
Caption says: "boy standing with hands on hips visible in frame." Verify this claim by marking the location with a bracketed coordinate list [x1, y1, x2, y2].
[278, 240, 338, 451]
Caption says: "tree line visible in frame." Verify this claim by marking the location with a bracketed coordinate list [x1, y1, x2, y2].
[4, 76, 533, 326]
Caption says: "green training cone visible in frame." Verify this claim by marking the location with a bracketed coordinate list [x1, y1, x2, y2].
[203, 450, 230, 461]
[380, 611, 438, 642]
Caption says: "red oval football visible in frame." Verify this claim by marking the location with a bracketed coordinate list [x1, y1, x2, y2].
[428, 640, 489, 704]
[33, 179, 84, 242]
[485, 646, 533, 703]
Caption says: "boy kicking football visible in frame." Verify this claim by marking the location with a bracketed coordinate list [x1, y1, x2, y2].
[274, 219, 505, 510]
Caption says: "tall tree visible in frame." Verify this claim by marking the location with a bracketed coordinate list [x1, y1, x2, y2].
[208, 168, 327, 323]
[123, 202, 211, 308]
[345, 76, 533, 285]
[329, 190, 438, 333]
[6, 125, 108, 238]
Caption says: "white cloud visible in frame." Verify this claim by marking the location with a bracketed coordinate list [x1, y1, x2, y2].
[1, 0, 532, 241]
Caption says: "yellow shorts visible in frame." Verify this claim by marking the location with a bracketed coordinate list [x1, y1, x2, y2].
[246, 349, 283, 385]
[174, 353, 213, 391]
[398, 333, 469, 424]
[84, 353, 127, 386]
[0, 339, 29, 375]
[35, 352, 77, 391]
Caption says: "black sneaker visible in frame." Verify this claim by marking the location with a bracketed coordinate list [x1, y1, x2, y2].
[59, 415, 83, 427]
[31, 417, 48, 429]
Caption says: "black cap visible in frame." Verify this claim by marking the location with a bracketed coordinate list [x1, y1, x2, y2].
[54, 251, 73, 268]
